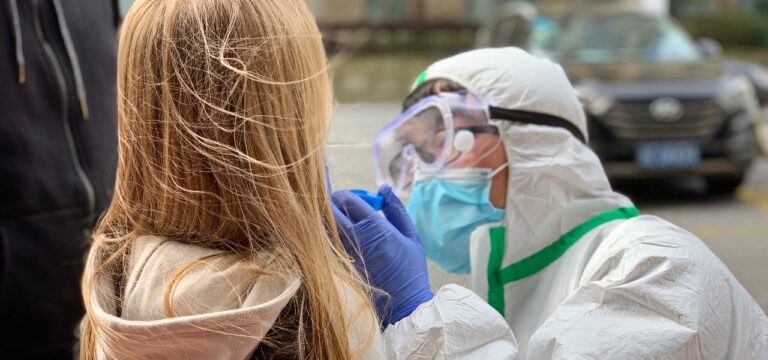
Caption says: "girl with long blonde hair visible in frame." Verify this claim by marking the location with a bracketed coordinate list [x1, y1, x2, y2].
[80, 0, 514, 358]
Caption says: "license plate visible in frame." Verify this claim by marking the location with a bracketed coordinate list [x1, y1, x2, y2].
[636, 141, 701, 170]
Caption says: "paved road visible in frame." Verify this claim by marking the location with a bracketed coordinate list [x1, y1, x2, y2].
[327, 103, 768, 313]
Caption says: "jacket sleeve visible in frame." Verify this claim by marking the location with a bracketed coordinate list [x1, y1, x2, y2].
[382, 284, 518, 360]
[526, 216, 768, 360]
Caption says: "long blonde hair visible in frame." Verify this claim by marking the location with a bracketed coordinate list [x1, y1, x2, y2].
[80, 0, 374, 358]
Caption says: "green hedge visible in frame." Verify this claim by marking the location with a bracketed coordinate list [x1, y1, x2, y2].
[683, 12, 768, 48]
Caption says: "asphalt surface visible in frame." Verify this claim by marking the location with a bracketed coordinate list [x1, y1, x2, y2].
[327, 103, 768, 313]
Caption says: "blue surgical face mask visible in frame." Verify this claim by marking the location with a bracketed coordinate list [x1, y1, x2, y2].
[406, 165, 507, 274]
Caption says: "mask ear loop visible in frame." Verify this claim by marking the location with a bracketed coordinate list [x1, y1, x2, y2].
[489, 162, 509, 178]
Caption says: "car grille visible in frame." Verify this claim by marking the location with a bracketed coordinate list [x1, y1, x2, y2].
[601, 100, 723, 140]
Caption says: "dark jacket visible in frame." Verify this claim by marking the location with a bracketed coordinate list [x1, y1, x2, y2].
[0, 0, 118, 357]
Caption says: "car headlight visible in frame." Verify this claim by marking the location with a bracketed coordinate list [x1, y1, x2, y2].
[717, 76, 754, 111]
[574, 85, 614, 116]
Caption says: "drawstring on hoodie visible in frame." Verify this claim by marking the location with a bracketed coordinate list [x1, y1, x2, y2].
[8, 0, 25, 84]
[51, 0, 89, 119]
[7, 0, 90, 119]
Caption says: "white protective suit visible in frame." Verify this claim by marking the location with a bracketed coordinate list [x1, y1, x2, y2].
[415, 48, 768, 359]
[86, 236, 517, 359]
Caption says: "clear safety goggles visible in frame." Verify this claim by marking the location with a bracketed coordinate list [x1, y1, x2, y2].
[373, 92, 587, 195]
[373, 92, 503, 195]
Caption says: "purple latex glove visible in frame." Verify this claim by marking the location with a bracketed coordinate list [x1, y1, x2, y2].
[332, 185, 434, 327]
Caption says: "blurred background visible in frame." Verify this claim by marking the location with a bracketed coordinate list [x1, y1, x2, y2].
[306, 0, 768, 102]
[124, 0, 768, 312]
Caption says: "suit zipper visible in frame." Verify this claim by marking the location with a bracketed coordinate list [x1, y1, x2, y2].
[32, 0, 96, 219]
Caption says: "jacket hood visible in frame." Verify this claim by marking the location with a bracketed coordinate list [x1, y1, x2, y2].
[85, 236, 300, 360]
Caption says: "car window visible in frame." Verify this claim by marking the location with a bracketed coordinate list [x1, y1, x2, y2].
[531, 12, 702, 64]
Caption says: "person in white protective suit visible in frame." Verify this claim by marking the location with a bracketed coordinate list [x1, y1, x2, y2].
[373, 47, 768, 359]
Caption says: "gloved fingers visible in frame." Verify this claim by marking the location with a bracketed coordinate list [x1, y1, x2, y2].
[331, 190, 378, 224]
[379, 184, 421, 242]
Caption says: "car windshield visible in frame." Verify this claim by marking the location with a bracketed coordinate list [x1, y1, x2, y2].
[530, 11, 703, 64]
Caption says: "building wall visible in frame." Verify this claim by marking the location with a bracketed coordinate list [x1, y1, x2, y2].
[306, 0, 761, 25]
[116, 0, 764, 24]
[306, 0, 366, 23]
[366, 0, 410, 23]
[423, 0, 465, 22]
[309, 0, 471, 24]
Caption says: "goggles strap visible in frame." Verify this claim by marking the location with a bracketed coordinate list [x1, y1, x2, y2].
[456, 125, 500, 136]
[489, 107, 587, 144]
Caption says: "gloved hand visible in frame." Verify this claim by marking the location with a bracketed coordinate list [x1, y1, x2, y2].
[331, 185, 434, 328]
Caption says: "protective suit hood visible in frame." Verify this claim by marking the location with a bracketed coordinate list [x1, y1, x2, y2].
[413, 47, 589, 142]
[496, 122, 633, 262]
[413, 47, 631, 262]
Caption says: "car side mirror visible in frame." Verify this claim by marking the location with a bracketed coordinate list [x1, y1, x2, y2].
[698, 37, 723, 58]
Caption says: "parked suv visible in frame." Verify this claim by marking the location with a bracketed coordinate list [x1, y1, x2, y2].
[478, 2, 768, 193]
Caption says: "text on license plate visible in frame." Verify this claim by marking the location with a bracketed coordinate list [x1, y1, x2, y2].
[635, 141, 701, 170]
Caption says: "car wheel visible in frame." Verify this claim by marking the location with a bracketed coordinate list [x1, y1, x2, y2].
[706, 175, 744, 194]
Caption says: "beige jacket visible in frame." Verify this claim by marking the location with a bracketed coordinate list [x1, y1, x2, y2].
[86, 236, 517, 359]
